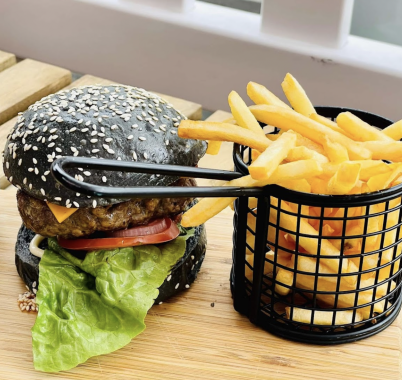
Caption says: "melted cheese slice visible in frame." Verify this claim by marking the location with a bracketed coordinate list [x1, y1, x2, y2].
[47, 202, 78, 223]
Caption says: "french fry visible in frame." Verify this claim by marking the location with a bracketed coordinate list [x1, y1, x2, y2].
[348, 204, 383, 272]
[280, 179, 311, 193]
[268, 134, 328, 162]
[363, 141, 402, 161]
[266, 134, 281, 142]
[308, 177, 329, 194]
[246, 212, 294, 288]
[293, 255, 359, 295]
[181, 197, 237, 228]
[270, 200, 358, 278]
[367, 165, 402, 192]
[332, 164, 360, 192]
[322, 224, 335, 236]
[245, 251, 276, 281]
[230, 160, 323, 188]
[322, 136, 349, 163]
[247, 81, 291, 109]
[228, 91, 266, 139]
[266, 160, 323, 185]
[349, 180, 364, 194]
[249, 105, 372, 160]
[178, 120, 271, 152]
[326, 208, 337, 217]
[249, 131, 297, 180]
[294, 271, 385, 319]
[378, 198, 402, 274]
[319, 207, 351, 236]
[327, 162, 361, 195]
[281, 73, 316, 117]
[268, 129, 326, 154]
[359, 160, 392, 181]
[321, 161, 386, 186]
[206, 141, 222, 155]
[345, 224, 363, 250]
[378, 208, 402, 281]
[382, 119, 402, 140]
[275, 257, 294, 296]
[310, 113, 348, 136]
[365, 204, 382, 248]
[224, 117, 236, 124]
[179, 75, 402, 325]
[182, 160, 322, 227]
[287, 200, 309, 217]
[206, 117, 237, 155]
[319, 162, 340, 180]
[344, 242, 362, 255]
[337, 112, 394, 142]
[295, 254, 386, 290]
[391, 175, 402, 186]
[251, 149, 260, 161]
[292, 131, 326, 155]
[286, 146, 329, 164]
[285, 307, 363, 325]
[248, 198, 258, 210]
[245, 253, 254, 281]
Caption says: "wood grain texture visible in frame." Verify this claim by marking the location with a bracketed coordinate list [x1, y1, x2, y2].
[153, 91, 202, 120]
[0, 50, 16, 72]
[0, 59, 72, 125]
[0, 188, 400, 380]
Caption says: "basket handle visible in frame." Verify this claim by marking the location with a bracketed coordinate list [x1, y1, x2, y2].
[50, 157, 265, 199]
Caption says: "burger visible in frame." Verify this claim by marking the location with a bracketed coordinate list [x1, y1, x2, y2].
[3, 85, 207, 372]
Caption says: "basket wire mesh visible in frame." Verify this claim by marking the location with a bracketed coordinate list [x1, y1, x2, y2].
[231, 107, 402, 344]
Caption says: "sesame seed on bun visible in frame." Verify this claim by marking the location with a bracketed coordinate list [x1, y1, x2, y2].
[3, 85, 207, 208]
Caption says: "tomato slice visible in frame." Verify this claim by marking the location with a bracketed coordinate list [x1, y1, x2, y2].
[58, 218, 180, 250]
[106, 218, 169, 238]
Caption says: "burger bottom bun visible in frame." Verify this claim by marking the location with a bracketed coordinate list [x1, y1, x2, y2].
[15, 224, 207, 304]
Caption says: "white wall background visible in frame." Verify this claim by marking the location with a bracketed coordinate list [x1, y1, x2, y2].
[0, 0, 401, 121]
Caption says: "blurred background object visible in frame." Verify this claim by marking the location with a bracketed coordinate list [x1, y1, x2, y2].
[201, 0, 402, 47]
[351, 0, 402, 47]
[0, 0, 401, 119]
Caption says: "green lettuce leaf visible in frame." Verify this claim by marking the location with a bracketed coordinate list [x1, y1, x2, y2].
[32, 231, 192, 372]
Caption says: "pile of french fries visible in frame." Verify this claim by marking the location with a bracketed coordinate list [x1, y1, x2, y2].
[178, 74, 402, 326]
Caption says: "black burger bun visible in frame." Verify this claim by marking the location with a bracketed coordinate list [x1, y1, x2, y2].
[16, 223, 207, 304]
[3, 85, 207, 208]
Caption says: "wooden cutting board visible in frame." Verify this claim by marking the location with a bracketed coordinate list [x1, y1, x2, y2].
[0, 189, 401, 380]
[0, 59, 72, 125]
[0, 50, 16, 72]
[0, 111, 401, 380]
[0, 47, 399, 378]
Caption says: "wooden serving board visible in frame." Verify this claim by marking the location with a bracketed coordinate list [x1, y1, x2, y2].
[0, 111, 401, 380]
[0, 189, 401, 380]
[0, 59, 72, 125]
[0, 50, 16, 72]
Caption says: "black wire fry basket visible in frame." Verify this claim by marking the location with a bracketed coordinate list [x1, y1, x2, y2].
[51, 106, 402, 345]
[231, 106, 402, 344]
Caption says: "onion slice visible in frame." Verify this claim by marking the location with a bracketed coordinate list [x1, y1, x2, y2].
[106, 218, 170, 238]
[30, 234, 46, 258]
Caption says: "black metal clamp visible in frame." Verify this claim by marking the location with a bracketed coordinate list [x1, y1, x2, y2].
[50, 156, 265, 199]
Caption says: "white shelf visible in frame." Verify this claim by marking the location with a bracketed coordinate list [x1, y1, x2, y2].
[0, 0, 401, 119]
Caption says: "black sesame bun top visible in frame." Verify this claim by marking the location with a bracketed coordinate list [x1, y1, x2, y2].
[3, 85, 207, 208]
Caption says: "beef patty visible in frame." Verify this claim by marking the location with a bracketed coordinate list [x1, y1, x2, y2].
[17, 178, 196, 239]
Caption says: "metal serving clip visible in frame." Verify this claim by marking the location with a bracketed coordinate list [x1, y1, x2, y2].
[50, 157, 264, 199]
